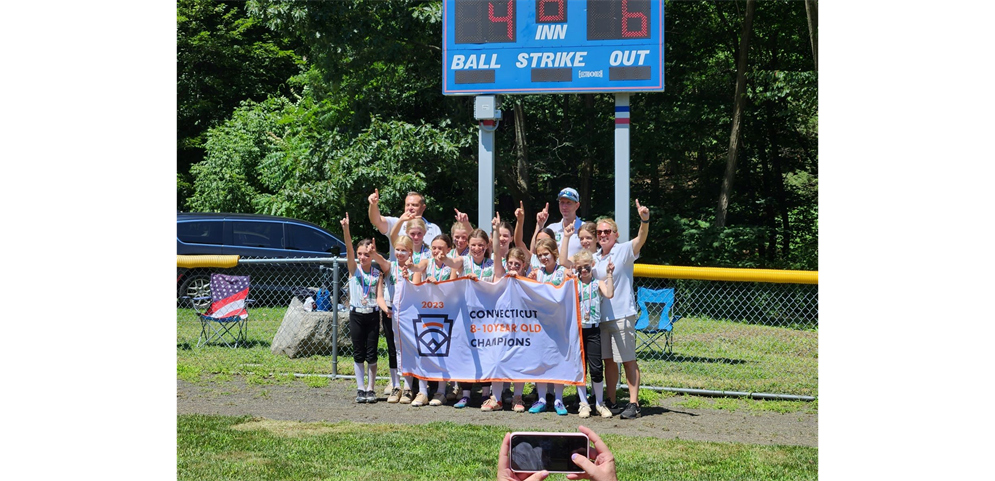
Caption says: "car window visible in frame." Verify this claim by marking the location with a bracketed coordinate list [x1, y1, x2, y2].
[177, 221, 223, 245]
[286, 224, 340, 253]
[232, 221, 284, 248]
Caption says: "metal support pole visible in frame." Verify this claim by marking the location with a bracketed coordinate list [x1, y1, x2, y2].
[330, 261, 341, 379]
[478, 120, 496, 236]
[614, 93, 631, 242]
[475, 95, 500, 236]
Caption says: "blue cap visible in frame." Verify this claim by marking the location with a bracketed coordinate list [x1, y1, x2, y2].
[557, 187, 580, 203]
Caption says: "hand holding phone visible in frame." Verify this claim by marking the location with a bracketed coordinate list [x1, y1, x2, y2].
[509, 432, 590, 474]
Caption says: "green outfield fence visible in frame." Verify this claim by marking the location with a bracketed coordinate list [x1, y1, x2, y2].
[177, 256, 817, 400]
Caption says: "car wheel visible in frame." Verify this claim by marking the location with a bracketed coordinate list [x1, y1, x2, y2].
[179, 274, 211, 309]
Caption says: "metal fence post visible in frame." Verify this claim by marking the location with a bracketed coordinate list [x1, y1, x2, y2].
[330, 260, 341, 379]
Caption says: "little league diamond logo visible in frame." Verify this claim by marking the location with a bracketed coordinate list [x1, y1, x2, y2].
[413, 314, 454, 357]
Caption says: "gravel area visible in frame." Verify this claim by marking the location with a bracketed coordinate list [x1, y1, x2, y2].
[177, 378, 817, 447]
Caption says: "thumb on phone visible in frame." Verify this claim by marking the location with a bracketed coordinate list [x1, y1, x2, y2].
[571, 453, 596, 474]
[524, 471, 549, 481]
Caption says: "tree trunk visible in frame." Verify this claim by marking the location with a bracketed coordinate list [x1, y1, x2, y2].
[513, 102, 530, 197]
[715, 0, 757, 228]
[804, 0, 818, 71]
[497, 101, 531, 232]
[578, 94, 595, 219]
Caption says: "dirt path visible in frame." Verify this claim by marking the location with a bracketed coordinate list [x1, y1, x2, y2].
[177, 378, 817, 447]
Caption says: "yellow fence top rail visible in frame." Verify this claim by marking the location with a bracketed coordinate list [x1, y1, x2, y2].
[177, 255, 240, 269]
[634, 264, 818, 285]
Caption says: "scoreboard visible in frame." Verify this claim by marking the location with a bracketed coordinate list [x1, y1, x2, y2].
[443, 0, 664, 95]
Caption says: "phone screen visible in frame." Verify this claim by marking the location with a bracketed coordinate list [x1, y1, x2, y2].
[509, 433, 589, 473]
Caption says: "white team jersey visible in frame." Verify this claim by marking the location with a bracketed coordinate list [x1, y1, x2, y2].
[548, 218, 584, 260]
[383, 216, 442, 261]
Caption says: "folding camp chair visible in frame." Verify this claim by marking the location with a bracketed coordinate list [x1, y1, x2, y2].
[634, 287, 682, 354]
[187, 274, 253, 348]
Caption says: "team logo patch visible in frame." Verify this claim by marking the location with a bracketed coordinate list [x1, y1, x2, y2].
[413, 314, 454, 357]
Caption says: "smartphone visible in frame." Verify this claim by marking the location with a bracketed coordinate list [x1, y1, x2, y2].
[509, 432, 590, 474]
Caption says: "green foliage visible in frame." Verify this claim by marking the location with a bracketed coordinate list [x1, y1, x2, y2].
[188, 97, 294, 214]
[180, 0, 818, 269]
[177, 0, 303, 182]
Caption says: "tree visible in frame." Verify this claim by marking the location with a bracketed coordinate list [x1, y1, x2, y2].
[716, 0, 757, 228]
[177, 0, 302, 209]
[804, 0, 818, 71]
[180, 0, 819, 269]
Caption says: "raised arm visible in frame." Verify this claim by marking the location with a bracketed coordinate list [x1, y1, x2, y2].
[529, 202, 549, 253]
[559, 221, 576, 268]
[513, 200, 527, 251]
[492, 212, 505, 279]
[599, 259, 616, 299]
[632, 199, 651, 256]
[369, 238, 391, 274]
[388, 211, 417, 245]
[367, 188, 389, 235]
[408, 258, 429, 275]
[454, 208, 474, 235]
[341, 213, 356, 275]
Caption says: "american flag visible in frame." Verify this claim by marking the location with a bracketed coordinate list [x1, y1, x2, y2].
[205, 274, 250, 319]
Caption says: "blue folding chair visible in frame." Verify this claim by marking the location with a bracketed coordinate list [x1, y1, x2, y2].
[634, 287, 682, 354]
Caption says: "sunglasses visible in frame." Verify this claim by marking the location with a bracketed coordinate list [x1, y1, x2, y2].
[578, 265, 592, 273]
[597, 229, 614, 235]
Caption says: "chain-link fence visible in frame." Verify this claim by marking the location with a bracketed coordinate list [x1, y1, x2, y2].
[177, 257, 817, 399]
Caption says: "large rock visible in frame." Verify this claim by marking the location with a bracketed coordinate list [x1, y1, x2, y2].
[271, 297, 350, 358]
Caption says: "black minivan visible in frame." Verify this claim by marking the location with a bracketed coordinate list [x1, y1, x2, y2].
[177, 212, 346, 304]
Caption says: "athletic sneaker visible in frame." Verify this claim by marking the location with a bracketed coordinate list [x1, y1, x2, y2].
[512, 396, 526, 413]
[399, 389, 413, 404]
[554, 400, 568, 416]
[384, 384, 394, 396]
[411, 392, 429, 407]
[596, 404, 614, 418]
[430, 392, 445, 406]
[356, 389, 367, 403]
[528, 400, 547, 414]
[387, 387, 402, 404]
[604, 399, 624, 416]
[481, 397, 502, 412]
[620, 402, 641, 419]
[578, 403, 592, 419]
[446, 385, 458, 402]
[365, 390, 378, 404]
[454, 396, 470, 409]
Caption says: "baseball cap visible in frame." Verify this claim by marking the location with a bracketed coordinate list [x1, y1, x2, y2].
[557, 187, 580, 203]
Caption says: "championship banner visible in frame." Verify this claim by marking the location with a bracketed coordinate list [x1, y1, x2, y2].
[395, 276, 585, 385]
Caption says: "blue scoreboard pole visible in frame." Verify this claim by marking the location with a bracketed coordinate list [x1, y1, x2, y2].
[443, 0, 664, 236]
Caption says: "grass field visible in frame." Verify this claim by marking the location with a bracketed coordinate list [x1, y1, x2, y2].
[177, 416, 818, 481]
[178, 307, 817, 398]
[178, 306, 818, 479]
